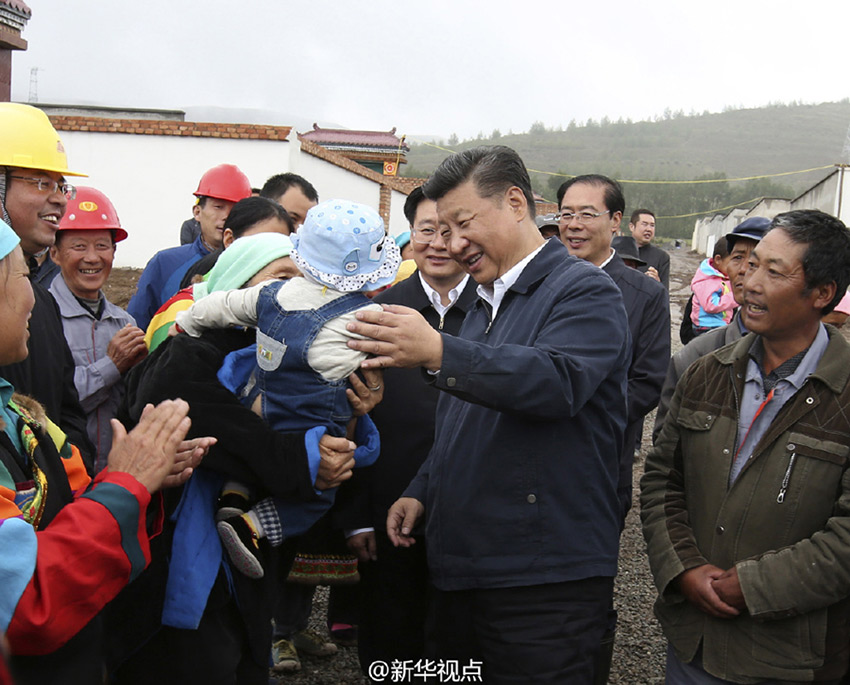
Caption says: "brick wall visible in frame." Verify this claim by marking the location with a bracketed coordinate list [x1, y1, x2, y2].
[378, 185, 392, 226]
[49, 116, 291, 140]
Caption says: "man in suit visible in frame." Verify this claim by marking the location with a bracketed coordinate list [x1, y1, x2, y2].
[629, 209, 670, 289]
[557, 174, 669, 521]
[558, 174, 669, 683]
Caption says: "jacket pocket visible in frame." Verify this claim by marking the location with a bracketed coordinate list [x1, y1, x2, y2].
[786, 431, 849, 466]
[676, 407, 718, 432]
[255, 331, 287, 372]
[750, 609, 826, 669]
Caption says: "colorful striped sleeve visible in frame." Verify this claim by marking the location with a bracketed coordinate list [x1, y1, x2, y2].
[4, 470, 152, 655]
[145, 287, 195, 352]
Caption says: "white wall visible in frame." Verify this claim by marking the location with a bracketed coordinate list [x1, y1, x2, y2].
[690, 168, 850, 256]
[387, 189, 409, 238]
[59, 131, 406, 267]
[297, 149, 383, 212]
[792, 173, 838, 217]
[61, 131, 294, 267]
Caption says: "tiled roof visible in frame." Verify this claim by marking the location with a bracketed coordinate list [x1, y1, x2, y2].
[2, 0, 31, 16]
[300, 124, 409, 151]
[298, 137, 413, 194]
[49, 116, 291, 141]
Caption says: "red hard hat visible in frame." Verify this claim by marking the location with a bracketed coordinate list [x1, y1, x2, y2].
[59, 186, 128, 242]
[193, 164, 252, 203]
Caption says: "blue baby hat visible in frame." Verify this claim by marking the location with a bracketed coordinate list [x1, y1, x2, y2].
[290, 199, 401, 292]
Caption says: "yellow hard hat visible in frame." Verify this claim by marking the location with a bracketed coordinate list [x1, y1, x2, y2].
[392, 258, 418, 285]
[0, 103, 86, 177]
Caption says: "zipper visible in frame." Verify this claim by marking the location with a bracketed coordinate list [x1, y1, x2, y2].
[728, 366, 741, 485]
[776, 452, 797, 504]
[438, 315, 444, 331]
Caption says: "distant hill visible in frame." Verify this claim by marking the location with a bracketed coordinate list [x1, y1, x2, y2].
[403, 101, 850, 238]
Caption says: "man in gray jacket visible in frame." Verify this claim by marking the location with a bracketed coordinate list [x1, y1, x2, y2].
[653, 217, 770, 441]
[642, 210, 850, 683]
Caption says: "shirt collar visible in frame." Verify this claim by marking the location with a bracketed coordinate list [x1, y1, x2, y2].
[477, 242, 546, 308]
[418, 272, 470, 311]
[746, 324, 829, 391]
[598, 248, 616, 270]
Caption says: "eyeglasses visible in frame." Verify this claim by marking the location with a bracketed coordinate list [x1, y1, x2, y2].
[8, 175, 77, 200]
[556, 209, 610, 224]
[412, 226, 440, 244]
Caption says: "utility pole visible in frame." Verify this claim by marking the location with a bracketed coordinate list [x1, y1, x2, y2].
[843, 120, 850, 164]
[28, 66, 39, 103]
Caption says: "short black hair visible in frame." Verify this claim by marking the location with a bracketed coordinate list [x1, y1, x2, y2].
[770, 209, 850, 315]
[404, 186, 429, 226]
[260, 173, 319, 203]
[630, 208, 655, 225]
[421, 145, 536, 219]
[711, 236, 730, 259]
[226, 196, 294, 238]
[556, 174, 625, 217]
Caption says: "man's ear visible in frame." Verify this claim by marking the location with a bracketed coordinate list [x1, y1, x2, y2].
[192, 204, 201, 220]
[505, 186, 528, 221]
[49, 244, 60, 262]
[222, 227, 235, 248]
[814, 281, 838, 312]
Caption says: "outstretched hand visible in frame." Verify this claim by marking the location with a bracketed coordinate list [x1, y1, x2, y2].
[347, 305, 443, 371]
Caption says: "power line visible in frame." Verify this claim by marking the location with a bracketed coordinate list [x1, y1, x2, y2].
[405, 136, 834, 185]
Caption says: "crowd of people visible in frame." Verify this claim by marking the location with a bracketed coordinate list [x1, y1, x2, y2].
[1, 101, 850, 685]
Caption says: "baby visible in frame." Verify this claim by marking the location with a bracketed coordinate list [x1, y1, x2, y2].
[176, 199, 400, 577]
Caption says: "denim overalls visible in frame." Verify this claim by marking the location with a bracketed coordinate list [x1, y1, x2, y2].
[244, 280, 371, 438]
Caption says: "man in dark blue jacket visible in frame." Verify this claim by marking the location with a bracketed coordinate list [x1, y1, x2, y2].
[348, 146, 630, 683]
[339, 186, 478, 673]
[557, 175, 670, 523]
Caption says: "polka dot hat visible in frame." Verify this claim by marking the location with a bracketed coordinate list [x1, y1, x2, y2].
[290, 199, 401, 292]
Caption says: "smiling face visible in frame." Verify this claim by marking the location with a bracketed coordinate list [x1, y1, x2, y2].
[0, 246, 35, 365]
[194, 197, 235, 250]
[51, 229, 115, 299]
[411, 197, 465, 289]
[629, 213, 656, 247]
[558, 182, 621, 266]
[436, 181, 529, 286]
[4, 168, 68, 255]
[741, 228, 832, 345]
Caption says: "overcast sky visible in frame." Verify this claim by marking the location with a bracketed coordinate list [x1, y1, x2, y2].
[11, 0, 850, 142]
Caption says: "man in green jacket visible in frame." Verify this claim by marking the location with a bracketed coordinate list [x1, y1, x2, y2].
[642, 209, 850, 684]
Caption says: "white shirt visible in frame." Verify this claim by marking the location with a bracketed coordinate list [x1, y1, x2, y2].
[598, 248, 616, 270]
[418, 272, 470, 318]
[477, 243, 546, 321]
